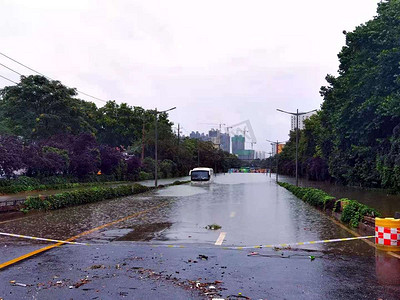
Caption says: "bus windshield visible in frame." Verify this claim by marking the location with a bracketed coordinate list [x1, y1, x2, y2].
[191, 170, 210, 181]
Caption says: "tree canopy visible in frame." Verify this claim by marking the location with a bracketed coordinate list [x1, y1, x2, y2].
[278, 0, 400, 191]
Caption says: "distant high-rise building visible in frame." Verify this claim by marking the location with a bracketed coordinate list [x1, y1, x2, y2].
[220, 133, 230, 153]
[255, 151, 266, 160]
[290, 111, 316, 131]
[235, 149, 255, 160]
[189, 131, 210, 142]
[208, 129, 219, 149]
[232, 135, 245, 155]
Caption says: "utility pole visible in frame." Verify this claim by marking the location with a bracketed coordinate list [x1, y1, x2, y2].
[268, 151, 272, 177]
[141, 115, 145, 161]
[154, 108, 158, 187]
[267, 139, 286, 183]
[276, 108, 317, 186]
[153, 106, 176, 188]
[177, 123, 180, 147]
[276, 140, 279, 183]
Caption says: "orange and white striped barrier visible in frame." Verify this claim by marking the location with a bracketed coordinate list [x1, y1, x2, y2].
[375, 217, 400, 251]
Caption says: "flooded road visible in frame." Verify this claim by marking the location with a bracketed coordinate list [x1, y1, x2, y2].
[0, 173, 399, 299]
[0, 174, 372, 255]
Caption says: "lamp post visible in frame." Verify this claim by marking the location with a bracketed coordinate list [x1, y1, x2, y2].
[267, 151, 272, 177]
[154, 106, 176, 187]
[266, 139, 286, 183]
[276, 108, 317, 186]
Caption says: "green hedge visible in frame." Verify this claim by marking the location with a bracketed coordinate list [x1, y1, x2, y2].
[0, 178, 132, 195]
[23, 184, 150, 211]
[277, 182, 380, 227]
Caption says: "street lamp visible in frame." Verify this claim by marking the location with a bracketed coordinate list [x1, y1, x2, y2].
[267, 151, 272, 177]
[266, 139, 286, 183]
[154, 106, 176, 187]
[276, 108, 317, 186]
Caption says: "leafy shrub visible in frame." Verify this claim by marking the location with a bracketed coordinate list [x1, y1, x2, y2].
[24, 184, 150, 211]
[340, 199, 380, 227]
[139, 171, 153, 181]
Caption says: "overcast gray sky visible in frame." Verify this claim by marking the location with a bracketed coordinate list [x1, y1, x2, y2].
[0, 0, 380, 151]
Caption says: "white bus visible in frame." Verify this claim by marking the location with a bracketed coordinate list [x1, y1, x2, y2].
[189, 167, 214, 183]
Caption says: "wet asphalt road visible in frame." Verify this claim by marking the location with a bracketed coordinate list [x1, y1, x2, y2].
[0, 173, 400, 299]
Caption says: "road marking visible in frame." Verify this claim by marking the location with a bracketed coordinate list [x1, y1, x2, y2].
[0, 215, 31, 225]
[0, 202, 167, 270]
[215, 232, 227, 245]
[230, 212, 236, 218]
[0, 232, 89, 245]
[221, 235, 375, 250]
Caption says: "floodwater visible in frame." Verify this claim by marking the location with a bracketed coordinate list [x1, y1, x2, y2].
[0, 173, 373, 256]
[1, 173, 399, 299]
[278, 174, 400, 216]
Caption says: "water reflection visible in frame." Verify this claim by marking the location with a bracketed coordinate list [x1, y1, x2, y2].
[376, 250, 400, 285]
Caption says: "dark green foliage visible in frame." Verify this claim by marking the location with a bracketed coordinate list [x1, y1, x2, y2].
[278, 182, 380, 227]
[0, 176, 130, 195]
[0, 75, 96, 139]
[340, 199, 380, 227]
[138, 171, 153, 181]
[276, 1, 400, 191]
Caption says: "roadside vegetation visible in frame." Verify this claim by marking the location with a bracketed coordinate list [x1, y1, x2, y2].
[271, 2, 400, 192]
[278, 182, 380, 227]
[22, 180, 190, 212]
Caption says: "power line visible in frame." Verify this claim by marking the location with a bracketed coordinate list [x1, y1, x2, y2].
[0, 74, 18, 84]
[0, 62, 22, 76]
[0, 51, 108, 103]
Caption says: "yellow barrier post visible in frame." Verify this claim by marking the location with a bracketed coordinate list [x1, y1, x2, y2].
[375, 217, 400, 252]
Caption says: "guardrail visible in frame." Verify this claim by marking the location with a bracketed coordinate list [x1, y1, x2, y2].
[0, 199, 25, 212]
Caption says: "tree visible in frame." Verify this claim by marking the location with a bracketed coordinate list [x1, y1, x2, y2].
[68, 133, 100, 178]
[0, 135, 25, 178]
[0, 75, 97, 139]
[99, 145, 124, 175]
[96, 101, 145, 147]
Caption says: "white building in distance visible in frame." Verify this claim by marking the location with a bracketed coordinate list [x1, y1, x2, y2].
[255, 151, 266, 160]
[290, 111, 317, 131]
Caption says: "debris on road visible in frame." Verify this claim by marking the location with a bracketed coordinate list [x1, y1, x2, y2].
[74, 278, 91, 288]
[226, 292, 251, 299]
[206, 224, 222, 230]
[131, 267, 225, 298]
[198, 254, 208, 260]
[89, 264, 105, 269]
[9, 280, 28, 287]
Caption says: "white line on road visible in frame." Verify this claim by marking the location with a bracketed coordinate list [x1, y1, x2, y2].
[215, 232, 227, 246]
[230, 212, 236, 218]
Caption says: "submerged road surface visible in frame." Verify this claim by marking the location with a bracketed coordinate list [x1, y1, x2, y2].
[0, 173, 399, 299]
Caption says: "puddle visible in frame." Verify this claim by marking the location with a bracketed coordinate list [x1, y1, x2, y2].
[116, 222, 172, 241]
[156, 185, 207, 197]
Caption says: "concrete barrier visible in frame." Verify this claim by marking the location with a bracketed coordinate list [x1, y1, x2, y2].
[375, 217, 400, 251]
